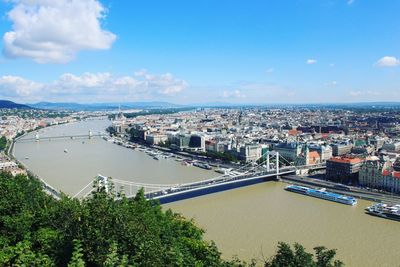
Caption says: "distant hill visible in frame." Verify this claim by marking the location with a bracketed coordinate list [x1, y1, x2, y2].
[28, 101, 184, 111]
[194, 101, 400, 108]
[0, 100, 31, 109]
[192, 102, 238, 107]
[342, 102, 400, 107]
[121, 101, 184, 108]
[28, 102, 93, 111]
[25, 101, 400, 111]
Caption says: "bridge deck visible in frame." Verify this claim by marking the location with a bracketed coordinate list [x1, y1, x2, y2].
[138, 167, 297, 202]
[139, 163, 325, 203]
[16, 134, 105, 142]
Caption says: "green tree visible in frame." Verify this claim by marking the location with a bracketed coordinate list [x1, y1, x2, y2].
[0, 136, 7, 151]
[0, 172, 344, 267]
[0, 240, 53, 266]
[68, 240, 85, 267]
[264, 242, 343, 267]
[314, 246, 344, 267]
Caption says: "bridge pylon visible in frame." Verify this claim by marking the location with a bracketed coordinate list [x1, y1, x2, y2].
[276, 151, 280, 174]
[97, 174, 109, 193]
[88, 130, 93, 139]
[265, 151, 280, 174]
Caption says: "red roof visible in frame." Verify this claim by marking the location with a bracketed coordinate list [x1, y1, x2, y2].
[308, 151, 320, 164]
[382, 170, 391, 176]
[288, 129, 300, 135]
[309, 151, 320, 158]
[328, 156, 362, 164]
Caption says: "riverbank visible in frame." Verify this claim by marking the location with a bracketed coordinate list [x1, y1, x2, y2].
[119, 137, 241, 171]
[8, 118, 103, 199]
[10, 132, 62, 199]
[280, 174, 400, 204]
[108, 136, 237, 174]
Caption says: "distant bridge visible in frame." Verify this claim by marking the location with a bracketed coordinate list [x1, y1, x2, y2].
[15, 130, 106, 143]
[74, 152, 326, 204]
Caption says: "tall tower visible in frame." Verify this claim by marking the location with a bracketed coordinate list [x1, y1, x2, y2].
[238, 111, 243, 125]
[305, 144, 310, 165]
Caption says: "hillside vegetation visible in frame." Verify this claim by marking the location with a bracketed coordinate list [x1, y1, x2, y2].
[0, 172, 343, 266]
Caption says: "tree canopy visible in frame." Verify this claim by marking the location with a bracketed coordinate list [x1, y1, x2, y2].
[264, 242, 344, 267]
[0, 136, 7, 151]
[0, 171, 344, 266]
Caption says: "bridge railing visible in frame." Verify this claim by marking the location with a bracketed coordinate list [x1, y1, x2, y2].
[16, 133, 106, 143]
[141, 166, 298, 199]
[77, 163, 323, 199]
[78, 151, 324, 200]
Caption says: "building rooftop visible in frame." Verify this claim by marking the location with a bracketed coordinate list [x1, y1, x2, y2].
[392, 171, 400, 179]
[328, 156, 362, 164]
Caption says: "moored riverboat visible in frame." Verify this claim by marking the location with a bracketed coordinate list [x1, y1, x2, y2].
[285, 184, 357, 205]
[366, 203, 400, 221]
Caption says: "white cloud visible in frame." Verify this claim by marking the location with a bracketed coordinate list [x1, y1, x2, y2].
[306, 59, 317, 65]
[347, 0, 355, 5]
[135, 71, 188, 95]
[329, 63, 335, 67]
[0, 71, 188, 102]
[0, 75, 43, 97]
[375, 56, 400, 67]
[222, 90, 246, 99]
[2, 0, 116, 63]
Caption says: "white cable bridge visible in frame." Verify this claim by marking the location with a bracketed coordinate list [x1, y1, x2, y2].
[73, 151, 326, 202]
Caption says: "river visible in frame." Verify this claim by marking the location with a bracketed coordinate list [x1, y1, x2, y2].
[14, 119, 400, 267]
[14, 119, 215, 196]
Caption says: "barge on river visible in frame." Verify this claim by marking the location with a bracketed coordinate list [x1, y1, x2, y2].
[285, 184, 357, 206]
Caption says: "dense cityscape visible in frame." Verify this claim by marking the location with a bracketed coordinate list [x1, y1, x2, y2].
[112, 106, 400, 194]
[2, 105, 400, 199]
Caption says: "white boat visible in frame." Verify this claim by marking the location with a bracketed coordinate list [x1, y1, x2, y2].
[285, 185, 357, 206]
[366, 203, 400, 221]
[64, 149, 68, 153]
[215, 167, 232, 174]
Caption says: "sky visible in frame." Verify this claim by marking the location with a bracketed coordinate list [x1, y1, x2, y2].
[0, 0, 399, 104]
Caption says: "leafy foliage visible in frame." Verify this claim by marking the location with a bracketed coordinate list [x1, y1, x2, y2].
[0, 136, 7, 151]
[0, 172, 227, 266]
[264, 242, 344, 267]
[0, 172, 344, 266]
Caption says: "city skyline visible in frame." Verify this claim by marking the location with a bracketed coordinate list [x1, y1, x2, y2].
[0, 0, 399, 104]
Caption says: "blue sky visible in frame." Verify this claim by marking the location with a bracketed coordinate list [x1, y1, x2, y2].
[0, 0, 399, 104]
